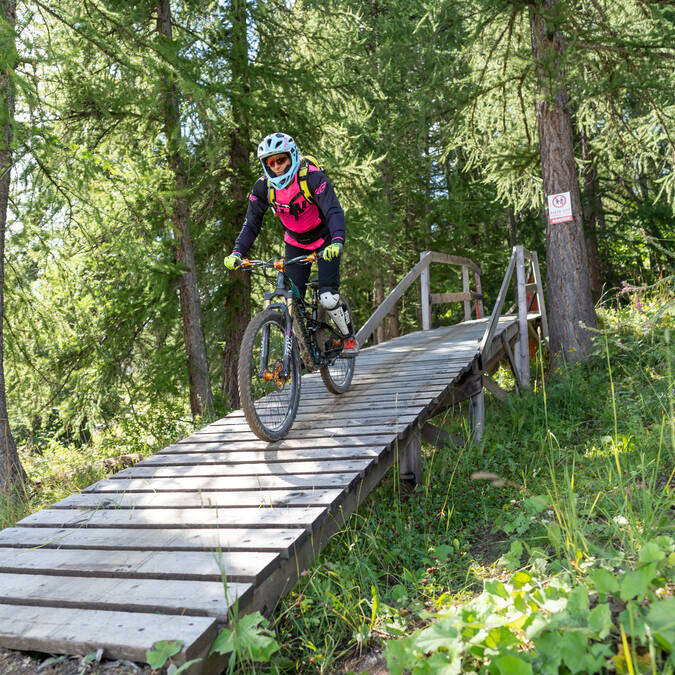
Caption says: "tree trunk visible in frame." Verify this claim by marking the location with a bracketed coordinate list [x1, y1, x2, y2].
[157, 1, 213, 416]
[386, 271, 400, 339]
[580, 130, 603, 300]
[221, 0, 251, 410]
[507, 207, 517, 249]
[374, 267, 385, 344]
[529, 1, 598, 359]
[0, 0, 26, 500]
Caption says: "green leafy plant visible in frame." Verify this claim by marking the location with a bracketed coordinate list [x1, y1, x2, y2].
[384, 537, 675, 674]
[146, 640, 201, 674]
[210, 611, 280, 674]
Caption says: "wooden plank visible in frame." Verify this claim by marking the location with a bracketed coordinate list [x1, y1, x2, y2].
[183, 425, 406, 442]
[109, 459, 372, 480]
[429, 251, 481, 275]
[0, 572, 250, 621]
[420, 422, 465, 448]
[0, 604, 216, 663]
[482, 374, 509, 402]
[84, 473, 361, 493]
[430, 291, 475, 304]
[0, 547, 279, 584]
[53, 489, 345, 510]
[170, 435, 397, 452]
[292, 401, 425, 415]
[290, 413, 419, 427]
[138, 448, 383, 465]
[340, 359, 477, 375]
[0, 526, 308, 553]
[291, 382, 452, 398]
[18, 506, 328, 531]
[188, 413, 418, 435]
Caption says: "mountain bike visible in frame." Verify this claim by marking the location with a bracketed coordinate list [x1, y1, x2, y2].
[236, 252, 356, 442]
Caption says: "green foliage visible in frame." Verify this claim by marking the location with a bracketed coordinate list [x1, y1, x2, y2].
[146, 640, 183, 669]
[210, 611, 280, 673]
[146, 640, 201, 673]
[384, 537, 675, 673]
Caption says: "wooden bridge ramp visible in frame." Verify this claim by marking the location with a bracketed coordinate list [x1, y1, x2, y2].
[0, 245, 546, 672]
[0, 313, 537, 672]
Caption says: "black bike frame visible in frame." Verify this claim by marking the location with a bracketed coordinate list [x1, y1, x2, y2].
[256, 263, 343, 377]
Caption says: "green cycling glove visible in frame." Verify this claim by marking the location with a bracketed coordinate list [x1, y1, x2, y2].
[224, 252, 242, 270]
[322, 242, 343, 261]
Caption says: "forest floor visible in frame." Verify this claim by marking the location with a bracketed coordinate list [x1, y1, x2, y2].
[0, 648, 152, 674]
[1, 285, 673, 674]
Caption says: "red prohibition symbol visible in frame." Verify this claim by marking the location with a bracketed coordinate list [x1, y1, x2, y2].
[552, 194, 567, 208]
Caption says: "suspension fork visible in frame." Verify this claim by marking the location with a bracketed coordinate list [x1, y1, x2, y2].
[256, 301, 295, 379]
[258, 321, 271, 378]
[280, 298, 295, 377]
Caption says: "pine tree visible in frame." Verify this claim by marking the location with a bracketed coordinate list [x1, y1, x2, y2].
[0, 0, 26, 499]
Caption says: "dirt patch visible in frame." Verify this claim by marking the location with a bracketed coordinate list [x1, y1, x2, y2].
[331, 646, 389, 674]
[0, 647, 152, 674]
[468, 528, 510, 565]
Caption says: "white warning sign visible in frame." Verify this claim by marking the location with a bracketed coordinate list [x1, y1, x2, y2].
[547, 191, 573, 224]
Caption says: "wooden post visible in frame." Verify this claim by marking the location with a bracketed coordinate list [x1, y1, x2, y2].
[462, 265, 471, 321]
[469, 375, 485, 444]
[515, 245, 530, 388]
[420, 252, 431, 331]
[500, 335, 521, 395]
[530, 250, 549, 339]
[474, 271, 484, 318]
[399, 424, 422, 486]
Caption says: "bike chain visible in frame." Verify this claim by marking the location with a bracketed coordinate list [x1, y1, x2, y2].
[292, 307, 316, 373]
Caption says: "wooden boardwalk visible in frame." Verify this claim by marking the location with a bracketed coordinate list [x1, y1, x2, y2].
[0, 245, 547, 672]
[0, 313, 539, 671]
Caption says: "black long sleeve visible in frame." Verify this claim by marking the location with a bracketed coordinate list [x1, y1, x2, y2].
[232, 178, 269, 256]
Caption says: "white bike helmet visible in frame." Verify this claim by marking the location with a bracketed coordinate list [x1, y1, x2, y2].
[257, 132, 300, 189]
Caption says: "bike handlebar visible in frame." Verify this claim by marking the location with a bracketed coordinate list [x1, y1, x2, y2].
[237, 251, 320, 272]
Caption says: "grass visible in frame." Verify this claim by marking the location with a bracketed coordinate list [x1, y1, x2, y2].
[1, 282, 673, 674]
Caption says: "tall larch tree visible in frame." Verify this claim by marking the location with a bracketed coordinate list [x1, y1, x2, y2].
[529, 0, 598, 358]
[0, 0, 25, 499]
[157, 0, 214, 416]
[220, 0, 252, 409]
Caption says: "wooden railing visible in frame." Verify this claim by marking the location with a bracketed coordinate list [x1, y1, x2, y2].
[356, 250, 484, 347]
[478, 245, 548, 389]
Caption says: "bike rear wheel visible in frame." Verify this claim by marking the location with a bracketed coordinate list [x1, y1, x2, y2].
[318, 297, 355, 394]
[238, 308, 301, 442]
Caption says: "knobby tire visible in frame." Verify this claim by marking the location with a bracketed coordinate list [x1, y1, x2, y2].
[319, 296, 355, 394]
[238, 308, 301, 442]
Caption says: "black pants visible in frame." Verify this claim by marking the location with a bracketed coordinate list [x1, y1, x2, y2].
[285, 242, 340, 300]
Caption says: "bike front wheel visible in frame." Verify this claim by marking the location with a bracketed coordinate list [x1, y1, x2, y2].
[238, 308, 301, 442]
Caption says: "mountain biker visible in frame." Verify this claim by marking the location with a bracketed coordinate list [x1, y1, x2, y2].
[224, 132, 358, 356]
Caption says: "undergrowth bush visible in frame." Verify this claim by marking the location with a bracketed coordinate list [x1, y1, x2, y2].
[1, 401, 203, 529]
